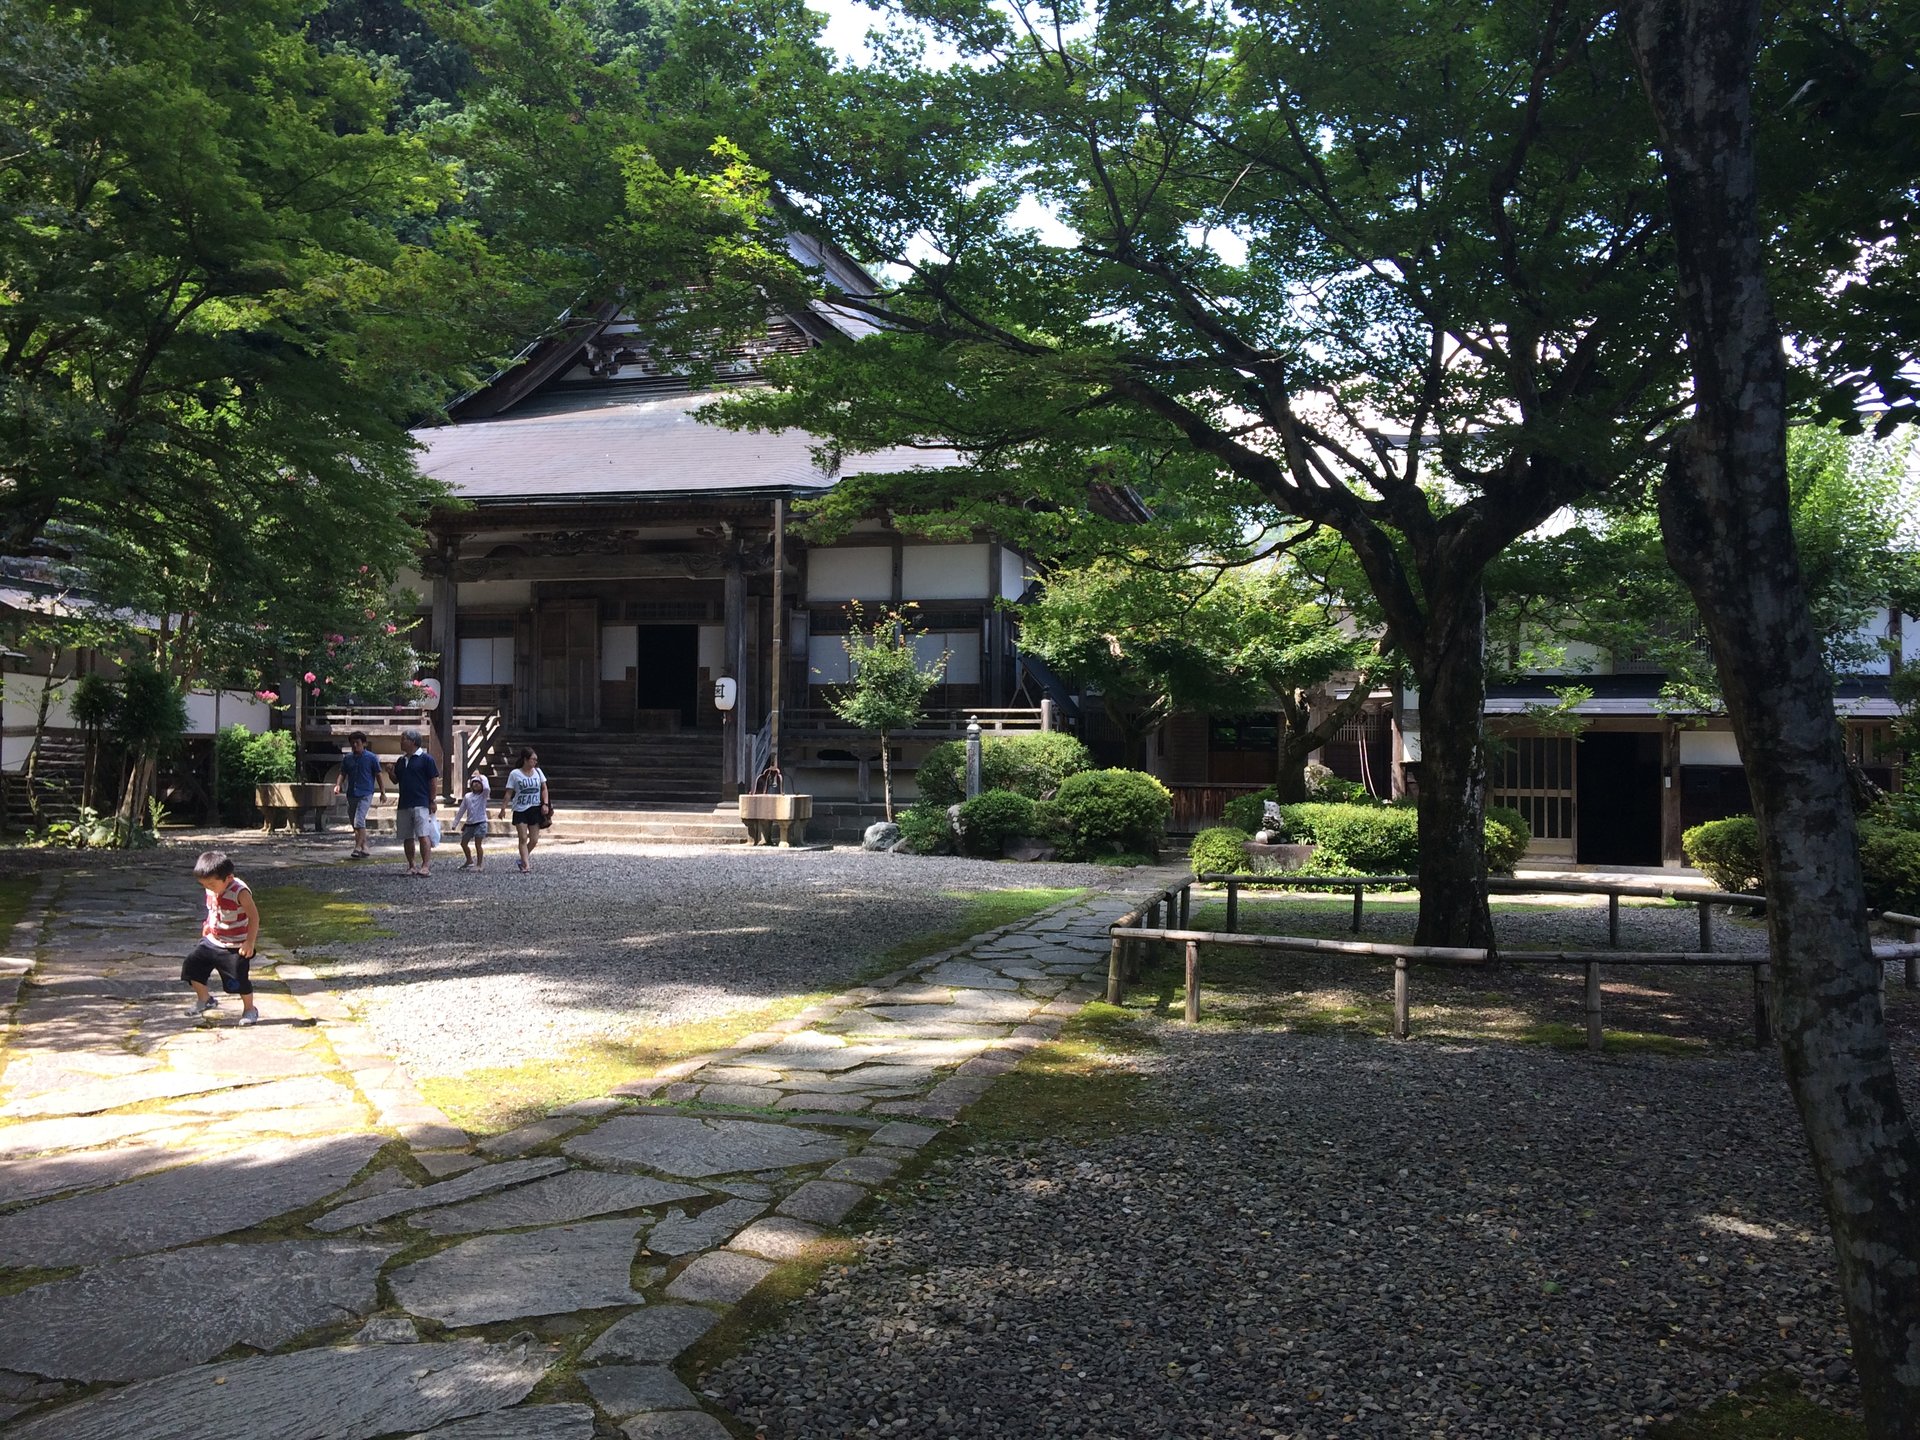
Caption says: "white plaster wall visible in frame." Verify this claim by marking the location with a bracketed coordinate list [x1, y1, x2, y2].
[600, 626, 637, 680]
[1904, 613, 1919, 667]
[809, 635, 851, 684]
[184, 691, 270, 736]
[459, 637, 514, 685]
[1679, 730, 1742, 766]
[1000, 548, 1030, 600]
[922, 632, 981, 684]
[902, 544, 989, 600]
[807, 547, 892, 602]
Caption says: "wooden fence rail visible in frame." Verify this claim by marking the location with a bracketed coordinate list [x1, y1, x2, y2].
[1112, 922, 1920, 1050]
[1195, 872, 1920, 988]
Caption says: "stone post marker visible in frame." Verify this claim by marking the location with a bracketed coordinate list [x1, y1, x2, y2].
[965, 716, 983, 799]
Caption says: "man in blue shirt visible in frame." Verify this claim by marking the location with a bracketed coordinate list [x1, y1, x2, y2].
[332, 730, 387, 860]
[390, 729, 440, 877]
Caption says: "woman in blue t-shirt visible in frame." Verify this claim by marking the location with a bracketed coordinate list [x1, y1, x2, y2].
[503, 748, 550, 873]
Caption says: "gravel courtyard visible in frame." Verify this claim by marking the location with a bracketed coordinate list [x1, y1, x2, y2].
[268, 841, 1120, 1077]
[713, 896, 1920, 1439]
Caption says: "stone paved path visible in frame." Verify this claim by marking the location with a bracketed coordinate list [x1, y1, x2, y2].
[0, 857, 1163, 1437]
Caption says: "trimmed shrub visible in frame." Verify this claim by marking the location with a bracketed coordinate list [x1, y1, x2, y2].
[1859, 821, 1920, 913]
[1683, 815, 1763, 893]
[956, 790, 1038, 857]
[1190, 826, 1253, 876]
[1054, 768, 1173, 857]
[1484, 804, 1533, 874]
[215, 724, 298, 823]
[916, 731, 1095, 808]
[1280, 802, 1418, 874]
[896, 803, 955, 855]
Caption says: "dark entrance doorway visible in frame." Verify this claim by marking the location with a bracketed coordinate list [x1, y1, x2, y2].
[635, 625, 699, 729]
[1575, 731, 1663, 865]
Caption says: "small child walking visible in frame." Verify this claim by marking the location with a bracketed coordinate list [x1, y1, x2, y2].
[455, 775, 490, 871]
[184, 850, 260, 1025]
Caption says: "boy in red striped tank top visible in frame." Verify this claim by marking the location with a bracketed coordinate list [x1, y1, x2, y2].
[184, 851, 261, 1026]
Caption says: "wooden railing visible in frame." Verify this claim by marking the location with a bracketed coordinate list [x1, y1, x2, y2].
[1110, 875, 1920, 1045]
[783, 706, 1050, 736]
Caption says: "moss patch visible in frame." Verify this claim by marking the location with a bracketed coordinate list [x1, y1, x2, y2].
[1649, 1375, 1863, 1439]
[0, 873, 39, 939]
[946, 1001, 1165, 1146]
[419, 994, 832, 1134]
[250, 884, 389, 951]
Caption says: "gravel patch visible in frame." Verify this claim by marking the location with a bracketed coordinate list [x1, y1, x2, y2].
[715, 1026, 1876, 1437]
[264, 842, 1115, 1077]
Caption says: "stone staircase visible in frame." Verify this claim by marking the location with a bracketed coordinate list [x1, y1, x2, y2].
[483, 731, 724, 808]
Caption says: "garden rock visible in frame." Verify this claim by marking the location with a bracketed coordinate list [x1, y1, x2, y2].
[860, 822, 900, 852]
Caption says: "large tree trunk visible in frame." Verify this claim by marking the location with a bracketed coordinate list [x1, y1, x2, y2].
[1411, 587, 1494, 949]
[1624, 1, 1920, 1431]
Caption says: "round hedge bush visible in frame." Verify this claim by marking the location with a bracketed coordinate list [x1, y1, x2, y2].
[916, 731, 1094, 808]
[1484, 804, 1533, 874]
[1189, 826, 1253, 875]
[1682, 815, 1762, 893]
[956, 790, 1039, 857]
[895, 802, 955, 855]
[1054, 768, 1173, 857]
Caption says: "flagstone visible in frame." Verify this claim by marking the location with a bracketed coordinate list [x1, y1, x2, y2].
[410, 1170, 706, 1236]
[746, 1043, 894, 1073]
[0, 1137, 226, 1208]
[619, 1413, 732, 1440]
[822, 1154, 902, 1186]
[410, 1405, 596, 1439]
[477, 1117, 584, 1159]
[728, 1216, 827, 1262]
[0, 1067, 238, 1118]
[0, 1110, 191, 1159]
[774, 1180, 867, 1226]
[564, 1115, 847, 1179]
[389, 1219, 652, 1327]
[691, 1082, 784, 1107]
[5, 1339, 549, 1440]
[0, 1133, 388, 1268]
[644, 1197, 764, 1256]
[662, 1249, 775, 1303]
[580, 1307, 717, 1365]
[357, 1316, 421, 1344]
[160, 1075, 356, 1114]
[869, 1120, 943, 1150]
[579, 1366, 699, 1418]
[314, 1157, 567, 1232]
[0, 1238, 397, 1382]
[773, 1092, 867, 1113]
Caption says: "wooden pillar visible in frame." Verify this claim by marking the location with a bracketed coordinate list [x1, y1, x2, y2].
[722, 556, 744, 795]
[1659, 721, 1684, 865]
[1106, 931, 1126, 1005]
[1184, 940, 1200, 1022]
[1392, 957, 1410, 1039]
[1698, 902, 1715, 953]
[1607, 892, 1621, 948]
[1351, 885, 1364, 933]
[431, 564, 457, 801]
[1225, 878, 1239, 933]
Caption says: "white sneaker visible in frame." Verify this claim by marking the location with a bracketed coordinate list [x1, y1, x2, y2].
[186, 997, 218, 1017]
[238, 1010, 260, 1027]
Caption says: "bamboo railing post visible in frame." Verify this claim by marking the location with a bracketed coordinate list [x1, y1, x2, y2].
[1585, 960, 1604, 1052]
[1106, 930, 1126, 1005]
[1753, 962, 1773, 1046]
[1698, 901, 1714, 953]
[1351, 885, 1364, 934]
[1184, 940, 1200, 1022]
[1179, 883, 1191, 929]
[1607, 893, 1620, 948]
[1392, 956, 1409, 1038]
[1225, 878, 1239, 934]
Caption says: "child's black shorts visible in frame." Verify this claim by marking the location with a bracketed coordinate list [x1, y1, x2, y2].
[182, 940, 253, 995]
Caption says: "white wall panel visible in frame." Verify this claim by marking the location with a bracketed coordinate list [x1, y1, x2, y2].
[1679, 730, 1742, 767]
[902, 544, 989, 600]
[807, 547, 892, 602]
[458, 637, 514, 685]
[601, 626, 637, 680]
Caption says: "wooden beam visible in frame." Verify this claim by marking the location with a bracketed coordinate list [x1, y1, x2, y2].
[452, 553, 728, 584]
